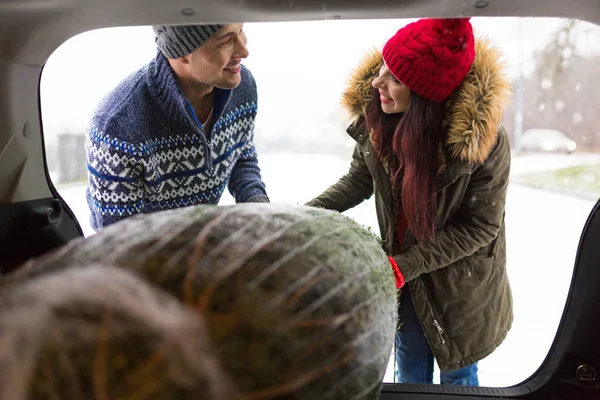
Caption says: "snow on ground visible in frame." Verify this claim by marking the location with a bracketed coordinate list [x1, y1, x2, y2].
[56, 152, 597, 388]
[510, 151, 600, 175]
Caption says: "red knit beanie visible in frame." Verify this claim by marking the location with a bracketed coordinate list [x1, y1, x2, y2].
[382, 18, 475, 103]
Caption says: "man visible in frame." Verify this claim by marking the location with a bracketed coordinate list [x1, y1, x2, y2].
[85, 23, 269, 231]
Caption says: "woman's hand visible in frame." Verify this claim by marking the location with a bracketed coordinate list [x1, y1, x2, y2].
[388, 256, 405, 289]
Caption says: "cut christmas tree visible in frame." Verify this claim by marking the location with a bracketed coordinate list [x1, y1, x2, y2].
[0, 203, 397, 400]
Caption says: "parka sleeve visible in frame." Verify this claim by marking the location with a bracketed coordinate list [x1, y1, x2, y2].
[306, 143, 374, 212]
[394, 129, 511, 282]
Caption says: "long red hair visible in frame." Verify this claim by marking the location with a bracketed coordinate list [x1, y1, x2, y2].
[366, 87, 445, 244]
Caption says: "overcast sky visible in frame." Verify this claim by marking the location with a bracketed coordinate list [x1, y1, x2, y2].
[39, 17, 599, 139]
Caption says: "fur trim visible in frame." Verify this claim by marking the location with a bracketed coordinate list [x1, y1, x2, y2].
[341, 35, 512, 164]
[341, 47, 383, 121]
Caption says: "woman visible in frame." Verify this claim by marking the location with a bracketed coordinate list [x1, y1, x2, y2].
[307, 17, 513, 386]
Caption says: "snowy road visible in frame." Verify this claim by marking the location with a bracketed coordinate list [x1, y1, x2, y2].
[56, 152, 597, 388]
[510, 151, 600, 176]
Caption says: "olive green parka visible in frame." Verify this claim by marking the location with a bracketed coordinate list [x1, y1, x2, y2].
[307, 36, 513, 372]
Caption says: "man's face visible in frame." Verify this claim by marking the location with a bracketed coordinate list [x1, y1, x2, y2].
[183, 23, 249, 90]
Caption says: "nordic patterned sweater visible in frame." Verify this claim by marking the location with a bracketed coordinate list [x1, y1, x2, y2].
[85, 51, 269, 231]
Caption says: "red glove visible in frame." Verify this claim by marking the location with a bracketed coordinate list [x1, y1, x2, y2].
[388, 256, 405, 289]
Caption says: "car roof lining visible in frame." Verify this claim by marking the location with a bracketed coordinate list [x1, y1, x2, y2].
[1, 0, 600, 67]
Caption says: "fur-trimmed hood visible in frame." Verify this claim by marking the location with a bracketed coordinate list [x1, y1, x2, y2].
[341, 36, 512, 164]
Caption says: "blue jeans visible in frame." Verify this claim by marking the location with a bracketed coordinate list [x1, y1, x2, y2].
[395, 288, 479, 386]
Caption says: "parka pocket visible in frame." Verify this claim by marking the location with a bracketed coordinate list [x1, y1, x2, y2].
[425, 255, 501, 337]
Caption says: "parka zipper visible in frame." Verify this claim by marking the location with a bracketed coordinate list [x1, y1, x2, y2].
[393, 210, 444, 346]
[433, 320, 445, 344]
[419, 278, 446, 345]
[398, 174, 466, 346]
[380, 151, 468, 347]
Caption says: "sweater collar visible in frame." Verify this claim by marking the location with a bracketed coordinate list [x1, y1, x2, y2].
[147, 50, 231, 130]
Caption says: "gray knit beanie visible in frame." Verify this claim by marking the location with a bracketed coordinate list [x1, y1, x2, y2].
[153, 24, 225, 59]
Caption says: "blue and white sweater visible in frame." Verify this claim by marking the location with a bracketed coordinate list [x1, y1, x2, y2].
[86, 51, 269, 231]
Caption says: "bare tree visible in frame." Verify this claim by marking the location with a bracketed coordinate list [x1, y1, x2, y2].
[520, 19, 600, 151]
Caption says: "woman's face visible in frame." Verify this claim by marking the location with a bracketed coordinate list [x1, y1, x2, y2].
[371, 63, 411, 114]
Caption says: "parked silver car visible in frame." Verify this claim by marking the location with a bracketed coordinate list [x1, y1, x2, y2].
[519, 128, 577, 154]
